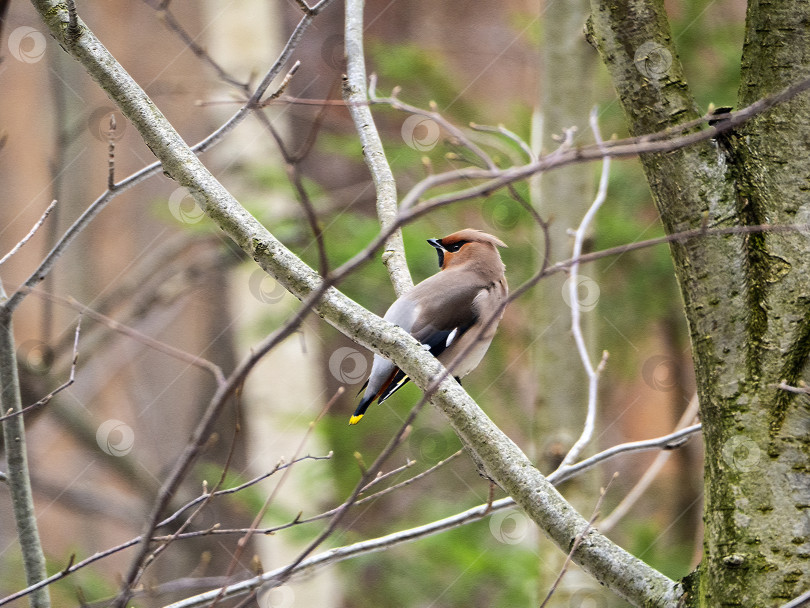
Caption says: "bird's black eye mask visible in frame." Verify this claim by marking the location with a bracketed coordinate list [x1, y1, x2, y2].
[427, 238, 469, 269]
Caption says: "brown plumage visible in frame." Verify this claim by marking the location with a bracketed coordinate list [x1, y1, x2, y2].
[350, 229, 508, 424]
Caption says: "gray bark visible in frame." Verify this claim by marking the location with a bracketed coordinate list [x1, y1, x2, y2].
[0, 293, 50, 608]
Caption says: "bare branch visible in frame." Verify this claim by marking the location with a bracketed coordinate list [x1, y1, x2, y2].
[781, 588, 810, 608]
[773, 380, 810, 395]
[24, 289, 225, 385]
[157, 454, 333, 530]
[559, 108, 611, 468]
[112, 295, 328, 606]
[470, 122, 537, 162]
[206, 389, 341, 606]
[0, 315, 81, 423]
[0, 454, 333, 607]
[160, 497, 518, 608]
[1, 408, 699, 606]
[149, 1, 250, 92]
[4, 0, 336, 316]
[38, 3, 810, 603]
[550, 424, 703, 486]
[343, 0, 412, 296]
[392, 76, 810, 218]
[0, 199, 57, 267]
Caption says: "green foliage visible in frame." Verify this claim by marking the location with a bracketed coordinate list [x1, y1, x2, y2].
[49, 552, 117, 607]
[343, 516, 539, 608]
[367, 40, 475, 121]
[626, 520, 695, 581]
[671, 0, 745, 109]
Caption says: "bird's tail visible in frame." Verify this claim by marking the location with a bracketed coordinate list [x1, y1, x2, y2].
[349, 369, 410, 425]
[349, 394, 375, 425]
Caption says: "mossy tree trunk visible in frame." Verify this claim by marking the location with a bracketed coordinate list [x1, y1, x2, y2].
[587, 0, 810, 604]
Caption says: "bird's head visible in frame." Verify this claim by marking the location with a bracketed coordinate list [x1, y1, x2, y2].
[427, 229, 507, 278]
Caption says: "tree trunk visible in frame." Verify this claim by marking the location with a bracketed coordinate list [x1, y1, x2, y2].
[587, 0, 810, 603]
[534, 0, 606, 603]
[535, 0, 596, 469]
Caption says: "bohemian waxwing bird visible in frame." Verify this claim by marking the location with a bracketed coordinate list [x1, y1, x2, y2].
[349, 229, 508, 425]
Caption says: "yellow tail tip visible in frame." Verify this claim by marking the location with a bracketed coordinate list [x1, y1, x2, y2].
[349, 414, 364, 425]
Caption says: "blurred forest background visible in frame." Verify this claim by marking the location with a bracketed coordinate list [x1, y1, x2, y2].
[0, 0, 745, 606]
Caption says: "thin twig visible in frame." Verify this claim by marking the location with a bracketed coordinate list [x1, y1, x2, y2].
[151, 2, 250, 92]
[0, 454, 333, 607]
[111, 287, 333, 607]
[559, 108, 611, 467]
[470, 122, 537, 162]
[3, 0, 337, 316]
[549, 424, 703, 486]
[107, 113, 116, 190]
[160, 497, 518, 608]
[24, 289, 225, 386]
[539, 474, 617, 608]
[1, 416, 697, 606]
[156, 454, 333, 530]
[252, 101, 330, 277]
[780, 588, 810, 608]
[359, 459, 415, 493]
[0, 315, 81, 423]
[598, 394, 701, 532]
[389, 75, 810, 216]
[267, 390, 436, 589]
[208, 388, 342, 607]
[773, 381, 810, 395]
[140, 401, 250, 586]
[0, 200, 57, 267]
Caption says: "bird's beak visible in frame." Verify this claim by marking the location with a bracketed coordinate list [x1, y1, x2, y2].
[427, 238, 444, 269]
